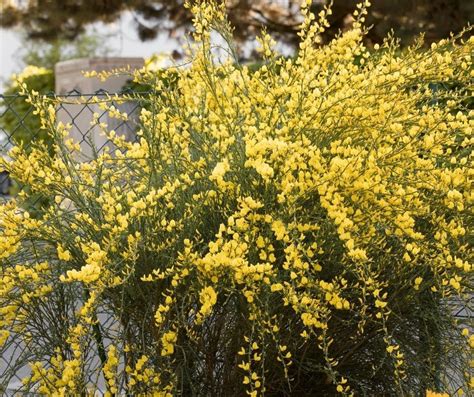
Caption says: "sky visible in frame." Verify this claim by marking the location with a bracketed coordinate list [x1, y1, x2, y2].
[0, 11, 179, 91]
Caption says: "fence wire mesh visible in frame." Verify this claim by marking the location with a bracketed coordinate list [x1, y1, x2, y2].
[1, 90, 143, 203]
[0, 90, 145, 395]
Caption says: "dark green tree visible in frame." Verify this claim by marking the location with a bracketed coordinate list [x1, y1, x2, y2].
[1, 0, 473, 50]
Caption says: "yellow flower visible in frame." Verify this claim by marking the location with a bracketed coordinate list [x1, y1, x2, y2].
[57, 245, 72, 261]
[414, 277, 423, 290]
[161, 331, 177, 356]
[199, 286, 218, 318]
[270, 283, 284, 292]
[426, 391, 448, 397]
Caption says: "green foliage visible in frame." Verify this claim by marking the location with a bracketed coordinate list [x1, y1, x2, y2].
[1, 69, 54, 151]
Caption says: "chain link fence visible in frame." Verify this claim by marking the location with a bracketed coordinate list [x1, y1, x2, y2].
[0, 90, 144, 202]
[0, 90, 145, 395]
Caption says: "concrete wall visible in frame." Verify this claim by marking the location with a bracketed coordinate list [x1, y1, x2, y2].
[55, 57, 144, 159]
[55, 57, 144, 94]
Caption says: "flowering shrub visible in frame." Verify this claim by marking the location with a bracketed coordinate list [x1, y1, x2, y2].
[1, 1, 473, 395]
